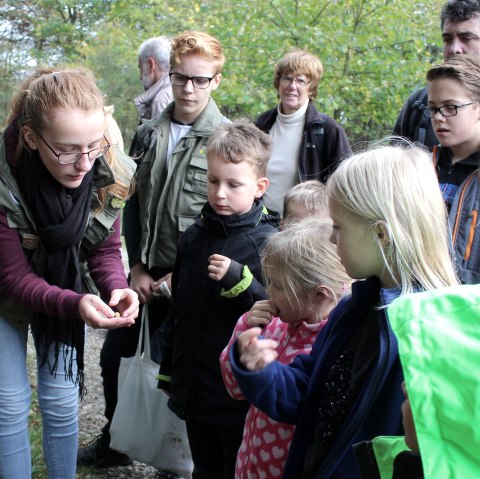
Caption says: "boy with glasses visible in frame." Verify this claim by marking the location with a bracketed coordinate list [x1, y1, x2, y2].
[426, 53, 480, 284]
[78, 31, 229, 471]
[426, 54, 480, 211]
[125, 30, 228, 303]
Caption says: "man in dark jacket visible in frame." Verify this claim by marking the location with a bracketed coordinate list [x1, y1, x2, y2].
[393, 0, 480, 150]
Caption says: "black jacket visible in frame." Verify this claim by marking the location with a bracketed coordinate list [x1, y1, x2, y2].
[255, 101, 352, 183]
[159, 200, 279, 425]
[393, 87, 438, 151]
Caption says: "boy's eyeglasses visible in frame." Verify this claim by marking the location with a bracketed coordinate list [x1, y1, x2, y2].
[36, 133, 110, 164]
[279, 76, 310, 87]
[423, 100, 480, 118]
[169, 73, 216, 89]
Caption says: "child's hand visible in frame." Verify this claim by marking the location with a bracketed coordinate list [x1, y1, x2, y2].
[237, 327, 279, 371]
[401, 381, 420, 454]
[247, 300, 277, 327]
[208, 254, 232, 281]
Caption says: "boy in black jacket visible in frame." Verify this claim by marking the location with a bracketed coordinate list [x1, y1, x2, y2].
[158, 120, 279, 479]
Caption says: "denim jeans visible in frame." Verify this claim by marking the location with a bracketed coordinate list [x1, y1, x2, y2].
[0, 316, 79, 479]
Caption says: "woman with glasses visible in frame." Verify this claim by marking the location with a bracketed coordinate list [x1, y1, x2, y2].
[0, 67, 139, 479]
[255, 49, 351, 216]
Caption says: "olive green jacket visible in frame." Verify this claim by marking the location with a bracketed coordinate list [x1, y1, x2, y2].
[0, 136, 136, 324]
[124, 97, 229, 270]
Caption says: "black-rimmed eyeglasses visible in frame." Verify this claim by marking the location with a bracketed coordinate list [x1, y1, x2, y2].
[169, 72, 216, 89]
[36, 133, 110, 165]
[423, 100, 480, 118]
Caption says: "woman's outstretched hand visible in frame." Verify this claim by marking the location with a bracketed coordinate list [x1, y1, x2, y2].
[79, 289, 138, 329]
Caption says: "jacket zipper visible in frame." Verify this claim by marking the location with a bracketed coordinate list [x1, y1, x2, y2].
[318, 319, 393, 478]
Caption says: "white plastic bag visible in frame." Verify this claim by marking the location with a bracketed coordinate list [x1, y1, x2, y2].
[110, 307, 193, 478]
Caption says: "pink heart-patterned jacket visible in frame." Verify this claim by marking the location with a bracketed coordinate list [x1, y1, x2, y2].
[220, 312, 327, 479]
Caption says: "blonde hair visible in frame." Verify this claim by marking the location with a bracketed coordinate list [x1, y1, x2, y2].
[262, 217, 352, 311]
[283, 180, 328, 222]
[9, 67, 133, 208]
[326, 140, 459, 294]
[171, 31, 225, 74]
[206, 120, 271, 177]
[273, 49, 324, 100]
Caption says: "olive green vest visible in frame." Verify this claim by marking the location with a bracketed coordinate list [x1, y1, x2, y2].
[0, 138, 136, 324]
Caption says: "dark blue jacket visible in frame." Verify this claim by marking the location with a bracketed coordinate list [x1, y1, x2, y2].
[230, 277, 405, 479]
[159, 199, 279, 425]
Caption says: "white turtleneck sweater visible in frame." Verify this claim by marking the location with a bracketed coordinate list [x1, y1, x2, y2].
[263, 101, 308, 215]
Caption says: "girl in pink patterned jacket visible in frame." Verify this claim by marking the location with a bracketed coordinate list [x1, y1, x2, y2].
[220, 217, 352, 479]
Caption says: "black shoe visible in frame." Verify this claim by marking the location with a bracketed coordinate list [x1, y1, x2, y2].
[77, 430, 133, 468]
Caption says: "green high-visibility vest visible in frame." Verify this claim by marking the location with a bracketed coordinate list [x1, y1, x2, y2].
[387, 285, 480, 478]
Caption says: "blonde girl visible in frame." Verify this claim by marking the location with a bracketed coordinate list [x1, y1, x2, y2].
[229, 141, 458, 479]
[220, 217, 351, 479]
[282, 180, 328, 225]
[0, 67, 138, 479]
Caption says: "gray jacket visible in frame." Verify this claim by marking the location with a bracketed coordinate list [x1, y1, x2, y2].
[134, 74, 173, 121]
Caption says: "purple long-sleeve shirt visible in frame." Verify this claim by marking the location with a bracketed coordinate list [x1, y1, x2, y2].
[0, 208, 128, 321]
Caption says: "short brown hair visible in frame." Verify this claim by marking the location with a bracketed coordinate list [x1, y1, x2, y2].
[273, 49, 324, 99]
[170, 31, 225, 74]
[427, 53, 480, 99]
[206, 120, 272, 177]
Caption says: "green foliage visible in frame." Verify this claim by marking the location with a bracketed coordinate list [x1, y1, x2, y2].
[0, 0, 445, 146]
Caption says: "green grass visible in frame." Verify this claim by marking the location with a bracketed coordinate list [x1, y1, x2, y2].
[29, 386, 47, 478]
[27, 345, 48, 479]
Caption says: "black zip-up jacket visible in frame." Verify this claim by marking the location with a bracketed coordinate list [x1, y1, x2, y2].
[158, 199, 279, 425]
[255, 101, 352, 183]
